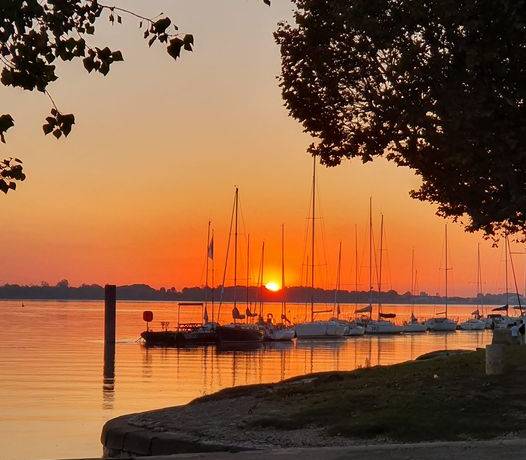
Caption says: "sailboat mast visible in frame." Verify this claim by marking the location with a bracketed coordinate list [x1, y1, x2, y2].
[355, 224, 358, 308]
[311, 156, 316, 322]
[411, 247, 415, 315]
[246, 234, 250, 313]
[260, 242, 265, 316]
[369, 197, 373, 319]
[378, 214, 384, 319]
[507, 238, 523, 314]
[505, 235, 509, 306]
[445, 224, 448, 318]
[477, 243, 482, 314]
[233, 187, 238, 310]
[281, 224, 285, 318]
[211, 229, 215, 322]
[335, 241, 342, 318]
[205, 220, 211, 322]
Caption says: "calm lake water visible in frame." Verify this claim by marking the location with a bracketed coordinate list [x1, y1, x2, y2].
[0, 300, 493, 460]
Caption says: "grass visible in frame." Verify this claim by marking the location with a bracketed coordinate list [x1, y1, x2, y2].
[204, 348, 526, 442]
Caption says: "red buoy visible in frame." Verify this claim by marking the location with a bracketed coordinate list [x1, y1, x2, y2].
[143, 310, 153, 322]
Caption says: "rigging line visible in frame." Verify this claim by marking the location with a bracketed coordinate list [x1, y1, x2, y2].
[508, 238, 523, 312]
[372, 218, 379, 297]
[315, 177, 329, 290]
[300, 194, 312, 288]
[217, 189, 236, 319]
[358, 222, 368, 292]
[383, 224, 393, 292]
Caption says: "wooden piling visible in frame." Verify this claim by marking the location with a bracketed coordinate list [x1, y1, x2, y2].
[104, 284, 116, 379]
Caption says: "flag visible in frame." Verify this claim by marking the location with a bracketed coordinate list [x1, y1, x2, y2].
[207, 235, 214, 259]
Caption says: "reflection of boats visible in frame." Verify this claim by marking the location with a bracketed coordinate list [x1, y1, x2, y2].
[294, 157, 345, 340]
[426, 225, 457, 332]
[216, 340, 263, 352]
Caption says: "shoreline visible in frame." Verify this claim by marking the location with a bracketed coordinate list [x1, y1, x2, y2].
[101, 348, 526, 458]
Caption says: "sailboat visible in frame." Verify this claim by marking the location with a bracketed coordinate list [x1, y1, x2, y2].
[216, 187, 264, 343]
[425, 224, 457, 332]
[403, 249, 427, 332]
[330, 242, 365, 336]
[459, 244, 486, 331]
[365, 212, 403, 334]
[295, 156, 346, 339]
[261, 224, 295, 341]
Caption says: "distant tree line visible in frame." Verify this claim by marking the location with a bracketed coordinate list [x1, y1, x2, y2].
[0, 280, 522, 305]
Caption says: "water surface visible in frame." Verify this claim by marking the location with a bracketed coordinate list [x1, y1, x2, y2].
[0, 300, 492, 460]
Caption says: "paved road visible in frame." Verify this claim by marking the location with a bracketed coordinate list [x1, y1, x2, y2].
[72, 439, 526, 460]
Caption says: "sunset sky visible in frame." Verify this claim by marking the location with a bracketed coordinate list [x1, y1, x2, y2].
[0, 0, 523, 297]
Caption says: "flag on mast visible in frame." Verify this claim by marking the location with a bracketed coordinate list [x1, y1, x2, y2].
[207, 235, 214, 259]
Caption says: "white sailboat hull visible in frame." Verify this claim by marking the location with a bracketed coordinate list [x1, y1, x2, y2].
[264, 326, 295, 341]
[365, 320, 403, 334]
[295, 321, 346, 339]
[347, 325, 366, 336]
[403, 322, 427, 333]
[459, 319, 486, 331]
[426, 317, 457, 331]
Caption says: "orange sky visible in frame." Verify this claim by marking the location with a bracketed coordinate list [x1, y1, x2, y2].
[0, 0, 523, 296]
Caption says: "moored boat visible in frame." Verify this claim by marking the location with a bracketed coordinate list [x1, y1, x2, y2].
[403, 320, 428, 333]
[458, 318, 486, 331]
[403, 311, 427, 333]
[263, 324, 296, 341]
[216, 324, 263, 343]
[403, 250, 427, 333]
[259, 224, 295, 342]
[366, 319, 403, 334]
[426, 316, 457, 332]
[427, 225, 457, 332]
[141, 330, 184, 347]
[295, 320, 346, 339]
[295, 157, 346, 341]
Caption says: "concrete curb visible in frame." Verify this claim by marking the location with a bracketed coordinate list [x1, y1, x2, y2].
[101, 413, 253, 457]
[76, 438, 526, 460]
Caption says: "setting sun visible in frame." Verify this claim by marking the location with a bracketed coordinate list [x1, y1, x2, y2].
[265, 281, 280, 292]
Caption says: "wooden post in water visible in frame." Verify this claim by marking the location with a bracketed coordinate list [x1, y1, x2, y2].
[104, 284, 116, 379]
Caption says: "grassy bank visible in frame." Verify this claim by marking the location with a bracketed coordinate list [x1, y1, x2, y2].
[193, 349, 526, 442]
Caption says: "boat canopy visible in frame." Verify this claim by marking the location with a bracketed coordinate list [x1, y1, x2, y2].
[356, 305, 372, 313]
[492, 305, 509, 312]
[379, 312, 396, 319]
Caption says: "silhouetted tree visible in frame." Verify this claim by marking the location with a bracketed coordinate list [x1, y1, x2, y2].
[275, 0, 526, 237]
[1, 0, 269, 193]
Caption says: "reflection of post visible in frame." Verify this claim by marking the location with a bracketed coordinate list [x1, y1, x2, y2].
[104, 285, 116, 380]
